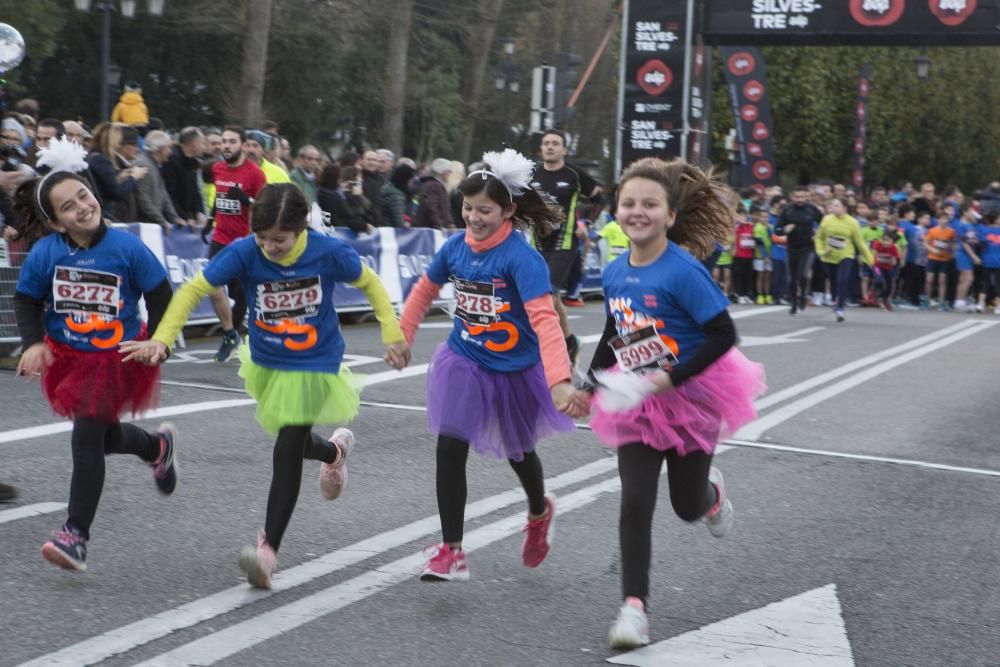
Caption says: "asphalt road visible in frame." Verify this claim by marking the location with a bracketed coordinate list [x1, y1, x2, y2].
[1, 302, 998, 667]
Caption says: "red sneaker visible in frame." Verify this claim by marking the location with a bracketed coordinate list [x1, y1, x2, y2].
[562, 298, 586, 307]
[522, 494, 556, 568]
[419, 543, 470, 582]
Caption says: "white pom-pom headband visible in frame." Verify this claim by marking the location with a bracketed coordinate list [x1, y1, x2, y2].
[34, 137, 90, 219]
[468, 148, 535, 198]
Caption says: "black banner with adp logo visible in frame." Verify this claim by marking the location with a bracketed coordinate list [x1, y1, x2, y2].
[618, 0, 689, 171]
[721, 47, 778, 193]
[852, 64, 872, 191]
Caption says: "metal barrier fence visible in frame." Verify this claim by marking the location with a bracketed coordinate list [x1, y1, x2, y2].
[0, 226, 606, 346]
[0, 238, 29, 342]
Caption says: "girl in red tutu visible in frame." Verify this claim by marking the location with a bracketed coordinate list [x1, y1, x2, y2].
[13, 138, 177, 572]
[399, 149, 588, 583]
[577, 158, 766, 649]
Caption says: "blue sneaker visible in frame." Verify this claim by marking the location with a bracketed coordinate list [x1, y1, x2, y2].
[42, 524, 88, 571]
[152, 422, 178, 495]
[214, 329, 241, 363]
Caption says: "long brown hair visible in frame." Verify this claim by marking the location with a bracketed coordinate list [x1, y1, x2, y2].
[618, 157, 735, 260]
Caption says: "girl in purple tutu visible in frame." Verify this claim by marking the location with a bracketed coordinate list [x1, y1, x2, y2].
[577, 157, 766, 649]
[399, 149, 588, 583]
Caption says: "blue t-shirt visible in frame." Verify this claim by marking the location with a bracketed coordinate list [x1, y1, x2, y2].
[898, 219, 918, 262]
[980, 226, 1000, 269]
[953, 221, 981, 258]
[602, 243, 729, 367]
[426, 231, 551, 373]
[768, 214, 786, 261]
[16, 226, 166, 352]
[203, 230, 362, 374]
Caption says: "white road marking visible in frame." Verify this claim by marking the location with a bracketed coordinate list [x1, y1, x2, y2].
[134, 476, 624, 667]
[0, 365, 430, 446]
[740, 326, 824, 347]
[737, 320, 998, 440]
[753, 319, 980, 411]
[607, 584, 854, 666]
[0, 502, 67, 526]
[725, 438, 1000, 478]
[18, 457, 618, 667]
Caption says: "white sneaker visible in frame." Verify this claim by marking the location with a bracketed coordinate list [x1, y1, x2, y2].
[975, 303, 984, 313]
[705, 467, 734, 538]
[954, 299, 967, 310]
[609, 597, 650, 649]
[319, 428, 354, 500]
[994, 306, 1000, 316]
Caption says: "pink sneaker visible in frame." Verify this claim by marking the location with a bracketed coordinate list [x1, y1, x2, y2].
[319, 428, 354, 500]
[522, 494, 556, 568]
[239, 529, 278, 589]
[419, 543, 469, 582]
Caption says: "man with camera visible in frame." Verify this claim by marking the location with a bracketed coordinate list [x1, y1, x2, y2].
[1, 117, 35, 243]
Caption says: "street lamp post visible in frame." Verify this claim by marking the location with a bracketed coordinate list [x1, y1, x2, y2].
[73, 0, 166, 121]
[495, 36, 521, 147]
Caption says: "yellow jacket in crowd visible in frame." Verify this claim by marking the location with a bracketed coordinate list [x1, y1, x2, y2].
[111, 91, 149, 126]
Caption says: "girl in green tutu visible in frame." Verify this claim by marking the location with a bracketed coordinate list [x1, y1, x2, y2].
[121, 183, 410, 588]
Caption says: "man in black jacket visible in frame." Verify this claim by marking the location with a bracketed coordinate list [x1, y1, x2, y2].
[779, 185, 824, 314]
[161, 126, 207, 229]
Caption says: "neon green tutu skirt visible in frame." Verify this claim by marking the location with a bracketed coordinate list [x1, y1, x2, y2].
[238, 345, 364, 435]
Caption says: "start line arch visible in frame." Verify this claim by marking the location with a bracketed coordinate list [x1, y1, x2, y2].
[615, 0, 1000, 180]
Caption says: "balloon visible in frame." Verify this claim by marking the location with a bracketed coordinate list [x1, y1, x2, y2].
[0, 24, 26, 71]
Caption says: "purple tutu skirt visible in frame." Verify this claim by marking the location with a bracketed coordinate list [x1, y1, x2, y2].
[426, 343, 575, 461]
[590, 348, 766, 456]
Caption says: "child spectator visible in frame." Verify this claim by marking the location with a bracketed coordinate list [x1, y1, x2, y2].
[752, 204, 772, 304]
[924, 210, 957, 310]
[871, 230, 901, 310]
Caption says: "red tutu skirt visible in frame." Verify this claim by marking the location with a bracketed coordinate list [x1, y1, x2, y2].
[589, 348, 766, 456]
[42, 336, 160, 421]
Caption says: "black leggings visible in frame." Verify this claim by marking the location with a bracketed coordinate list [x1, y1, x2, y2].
[787, 248, 814, 307]
[209, 241, 247, 331]
[618, 443, 716, 606]
[264, 425, 338, 551]
[731, 257, 754, 297]
[67, 417, 161, 540]
[436, 435, 546, 545]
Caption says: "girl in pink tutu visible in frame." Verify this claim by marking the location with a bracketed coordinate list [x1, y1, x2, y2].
[578, 158, 766, 649]
[399, 149, 588, 583]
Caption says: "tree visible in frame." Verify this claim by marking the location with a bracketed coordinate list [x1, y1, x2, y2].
[382, 0, 414, 156]
[237, 0, 273, 126]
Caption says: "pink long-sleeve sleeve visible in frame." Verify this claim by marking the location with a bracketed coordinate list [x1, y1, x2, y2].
[524, 295, 572, 389]
[399, 274, 443, 346]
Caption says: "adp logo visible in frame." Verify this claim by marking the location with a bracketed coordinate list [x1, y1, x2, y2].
[637, 60, 673, 96]
[849, 0, 905, 26]
[743, 80, 765, 102]
[740, 105, 760, 122]
[752, 122, 770, 141]
[727, 51, 755, 77]
[747, 142, 764, 158]
[753, 161, 774, 181]
[930, 0, 977, 26]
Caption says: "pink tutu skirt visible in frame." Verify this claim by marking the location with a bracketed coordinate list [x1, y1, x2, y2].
[589, 348, 766, 455]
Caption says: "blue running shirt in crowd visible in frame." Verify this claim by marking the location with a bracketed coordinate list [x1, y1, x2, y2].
[203, 230, 362, 374]
[426, 231, 551, 373]
[17, 226, 166, 352]
[980, 226, 1000, 268]
[898, 220, 918, 263]
[602, 242, 729, 367]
